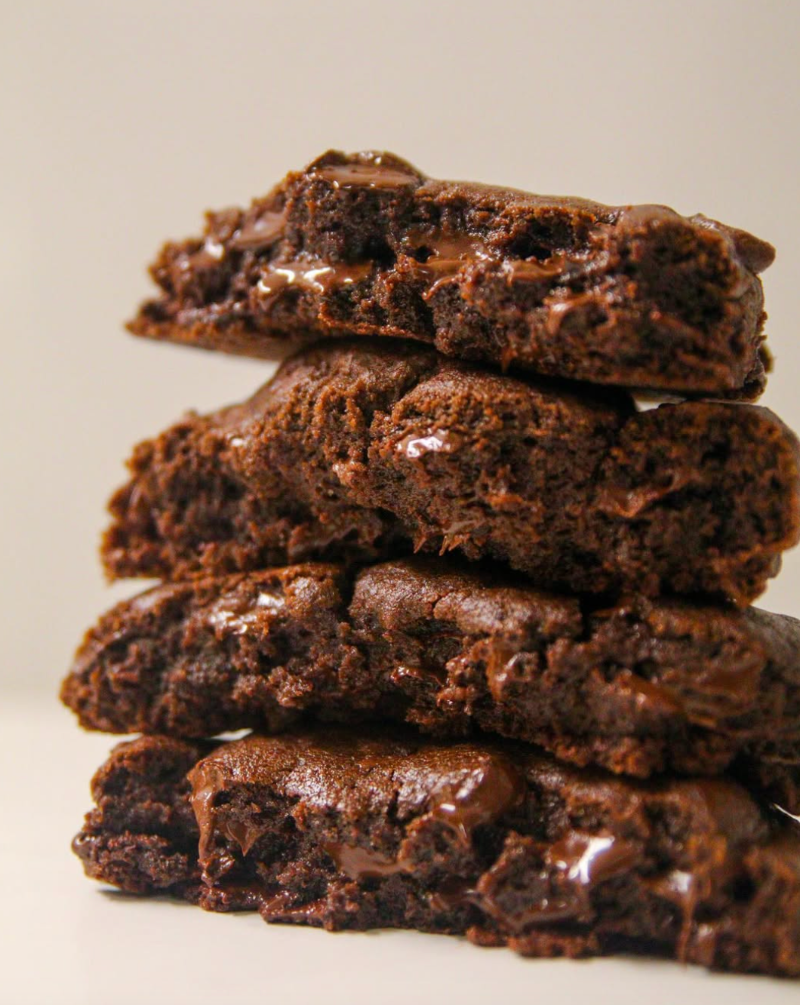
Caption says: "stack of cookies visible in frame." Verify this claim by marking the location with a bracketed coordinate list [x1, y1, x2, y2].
[62, 151, 800, 976]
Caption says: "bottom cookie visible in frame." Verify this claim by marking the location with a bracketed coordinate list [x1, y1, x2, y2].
[73, 729, 800, 977]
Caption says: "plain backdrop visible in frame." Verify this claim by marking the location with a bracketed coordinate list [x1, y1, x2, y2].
[2, 0, 800, 695]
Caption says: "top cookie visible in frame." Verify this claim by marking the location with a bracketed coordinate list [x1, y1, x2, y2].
[129, 150, 774, 397]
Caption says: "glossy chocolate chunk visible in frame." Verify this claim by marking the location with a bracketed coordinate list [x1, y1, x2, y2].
[73, 729, 800, 976]
[128, 150, 774, 398]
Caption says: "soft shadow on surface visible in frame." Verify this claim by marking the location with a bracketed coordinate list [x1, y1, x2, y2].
[95, 887, 782, 982]
[99, 888, 199, 909]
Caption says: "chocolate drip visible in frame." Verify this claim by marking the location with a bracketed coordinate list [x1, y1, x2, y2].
[189, 762, 273, 871]
[690, 921, 723, 967]
[217, 817, 270, 857]
[430, 754, 525, 844]
[187, 762, 226, 865]
[429, 874, 587, 928]
[479, 885, 584, 929]
[645, 868, 700, 960]
[182, 239, 226, 273]
[204, 882, 268, 912]
[501, 831, 638, 929]
[323, 755, 526, 883]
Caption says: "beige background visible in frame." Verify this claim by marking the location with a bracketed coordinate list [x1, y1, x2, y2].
[2, 0, 800, 695]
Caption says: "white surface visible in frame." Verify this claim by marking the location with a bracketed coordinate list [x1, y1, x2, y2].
[2, 694, 797, 1005]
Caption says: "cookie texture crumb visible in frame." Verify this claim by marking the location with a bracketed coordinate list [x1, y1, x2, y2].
[102, 341, 800, 604]
[129, 150, 774, 398]
[74, 730, 800, 977]
[62, 558, 800, 810]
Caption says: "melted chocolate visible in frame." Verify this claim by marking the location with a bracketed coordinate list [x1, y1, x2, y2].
[407, 231, 490, 261]
[431, 874, 587, 932]
[481, 886, 586, 929]
[545, 830, 639, 886]
[230, 211, 285, 252]
[204, 882, 269, 911]
[403, 230, 493, 298]
[189, 760, 275, 868]
[430, 754, 525, 844]
[502, 258, 566, 283]
[218, 817, 269, 857]
[320, 755, 526, 880]
[690, 921, 723, 967]
[187, 762, 226, 864]
[471, 830, 640, 933]
[130, 149, 776, 401]
[315, 161, 419, 189]
[322, 841, 409, 881]
[255, 261, 372, 303]
[77, 730, 800, 976]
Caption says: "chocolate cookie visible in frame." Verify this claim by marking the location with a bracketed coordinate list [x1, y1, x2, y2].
[128, 150, 774, 398]
[102, 341, 800, 604]
[62, 558, 800, 809]
[74, 729, 800, 976]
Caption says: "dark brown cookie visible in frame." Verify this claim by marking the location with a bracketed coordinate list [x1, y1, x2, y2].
[61, 558, 800, 810]
[128, 150, 774, 398]
[102, 341, 800, 604]
[74, 729, 800, 976]
[73, 734, 209, 899]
